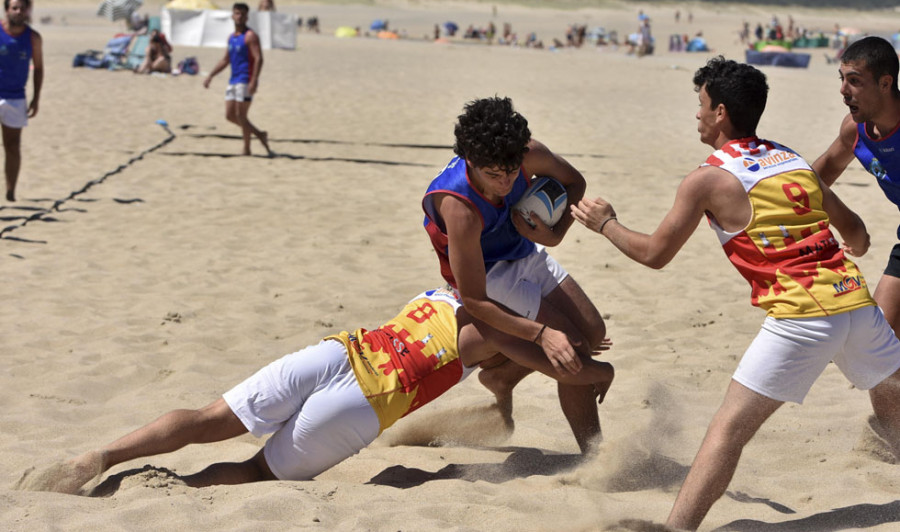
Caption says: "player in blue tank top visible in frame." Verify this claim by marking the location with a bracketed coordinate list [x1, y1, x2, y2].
[814, 36, 900, 340]
[203, 3, 271, 156]
[421, 97, 609, 453]
[0, 0, 43, 202]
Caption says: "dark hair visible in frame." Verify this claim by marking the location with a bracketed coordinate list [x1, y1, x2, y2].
[842, 36, 900, 95]
[692, 56, 768, 137]
[453, 97, 531, 172]
[232, 2, 249, 13]
[4, 0, 31, 11]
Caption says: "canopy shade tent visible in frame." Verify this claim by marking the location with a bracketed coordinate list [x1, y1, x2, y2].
[96, 0, 142, 21]
[162, 8, 297, 49]
[165, 0, 218, 8]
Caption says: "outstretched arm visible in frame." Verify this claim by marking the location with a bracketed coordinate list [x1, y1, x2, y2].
[572, 167, 714, 269]
[812, 113, 858, 186]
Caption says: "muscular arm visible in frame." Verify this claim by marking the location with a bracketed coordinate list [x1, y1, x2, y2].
[440, 194, 582, 374]
[812, 114, 858, 186]
[28, 30, 42, 118]
[246, 30, 263, 94]
[513, 139, 587, 246]
[572, 167, 718, 269]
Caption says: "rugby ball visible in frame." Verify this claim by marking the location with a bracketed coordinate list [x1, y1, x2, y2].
[514, 177, 568, 228]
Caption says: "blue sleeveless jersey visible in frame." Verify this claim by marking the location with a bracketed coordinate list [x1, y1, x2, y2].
[0, 24, 32, 99]
[227, 30, 252, 84]
[422, 157, 536, 287]
[854, 121, 900, 238]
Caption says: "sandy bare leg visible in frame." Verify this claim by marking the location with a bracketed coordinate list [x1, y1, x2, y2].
[258, 130, 272, 155]
[15, 450, 106, 495]
[477, 356, 531, 430]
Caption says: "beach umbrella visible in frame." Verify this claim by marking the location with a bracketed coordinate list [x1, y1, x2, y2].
[96, 0, 142, 21]
[370, 19, 386, 31]
[443, 21, 458, 34]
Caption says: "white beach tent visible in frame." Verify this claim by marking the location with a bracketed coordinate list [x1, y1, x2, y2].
[161, 0, 297, 50]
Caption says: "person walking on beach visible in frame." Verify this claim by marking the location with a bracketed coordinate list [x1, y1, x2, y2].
[422, 97, 608, 453]
[571, 56, 900, 530]
[203, 2, 270, 156]
[813, 36, 900, 341]
[1, 0, 42, 202]
[17, 288, 613, 495]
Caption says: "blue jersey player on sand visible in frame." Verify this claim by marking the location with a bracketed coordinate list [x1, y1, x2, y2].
[0, 0, 43, 202]
[814, 36, 900, 341]
[422, 97, 608, 453]
[203, 2, 271, 157]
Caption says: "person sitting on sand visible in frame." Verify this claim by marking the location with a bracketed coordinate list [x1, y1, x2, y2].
[16, 288, 613, 495]
[135, 30, 172, 74]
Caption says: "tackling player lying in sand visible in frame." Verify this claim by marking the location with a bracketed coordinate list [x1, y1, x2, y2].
[15, 288, 613, 495]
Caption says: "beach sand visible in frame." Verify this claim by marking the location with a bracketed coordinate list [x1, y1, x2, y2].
[2, 0, 900, 530]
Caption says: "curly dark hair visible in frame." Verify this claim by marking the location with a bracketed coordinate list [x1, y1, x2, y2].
[453, 97, 531, 172]
[693, 56, 768, 137]
[842, 36, 900, 95]
[4, 0, 31, 10]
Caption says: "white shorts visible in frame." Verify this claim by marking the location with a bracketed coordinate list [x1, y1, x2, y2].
[483, 246, 569, 319]
[734, 306, 900, 403]
[222, 339, 380, 480]
[0, 98, 27, 128]
[225, 83, 251, 102]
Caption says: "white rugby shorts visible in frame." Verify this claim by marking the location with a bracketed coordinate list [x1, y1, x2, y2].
[733, 305, 900, 403]
[223, 339, 380, 480]
[0, 98, 27, 128]
[483, 246, 569, 320]
[224, 83, 252, 102]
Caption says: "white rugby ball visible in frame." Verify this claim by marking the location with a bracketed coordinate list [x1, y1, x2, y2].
[514, 177, 568, 228]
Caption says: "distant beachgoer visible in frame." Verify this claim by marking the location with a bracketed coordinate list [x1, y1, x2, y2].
[135, 30, 172, 74]
[257, 0, 274, 12]
[203, 2, 271, 156]
[0, 0, 42, 202]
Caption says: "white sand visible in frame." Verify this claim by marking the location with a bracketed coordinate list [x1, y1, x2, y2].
[2, 1, 900, 530]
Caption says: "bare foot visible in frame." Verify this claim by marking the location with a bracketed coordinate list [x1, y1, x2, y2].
[14, 450, 106, 494]
[478, 366, 515, 431]
[594, 378, 613, 405]
[258, 131, 272, 156]
[855, 415, 899, 464]
[6, 189, 14, 202]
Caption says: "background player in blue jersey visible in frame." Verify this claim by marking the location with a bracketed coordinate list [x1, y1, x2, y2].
[203, 2, 271, 156]
[0, 0, 42, 202]
[814, 36, 900, 341]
